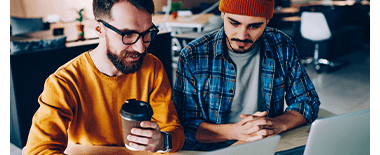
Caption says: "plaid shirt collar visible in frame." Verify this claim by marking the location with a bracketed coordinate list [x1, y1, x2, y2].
[213, 27, 275, 60]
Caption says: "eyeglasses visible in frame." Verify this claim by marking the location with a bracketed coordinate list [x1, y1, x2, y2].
[98, 20, 159, 45]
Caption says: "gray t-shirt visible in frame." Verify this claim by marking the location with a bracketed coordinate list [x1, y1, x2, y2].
[227, 42, 264, 124]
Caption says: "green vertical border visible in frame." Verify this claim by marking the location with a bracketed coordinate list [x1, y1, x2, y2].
[4, 0, 10, 154]
[370, 0, 380, 154]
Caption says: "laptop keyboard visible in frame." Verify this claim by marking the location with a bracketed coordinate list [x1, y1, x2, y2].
[275, 145, 306, 155]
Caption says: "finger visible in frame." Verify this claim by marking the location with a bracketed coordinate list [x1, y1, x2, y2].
[140, 121, 159, 129]
[244, 134, 265, 142]
[131, 128, 154, 137]
[244, 129, 275, 142]
[240, 113, 269, 125]
[128, 141, 157, 153]
[255, 129, 275, 136]
[261, 125, 274, 129]
[252, 111, 268, 117]
[128, 142, 149, 151]
[242, 120, 273, 134]
[127, 134, 151, 145]
[240, 114, 250, 119]
[243, 125, 261, 135]
[240, 116, 256, 125]
[241, 118, 273, 127]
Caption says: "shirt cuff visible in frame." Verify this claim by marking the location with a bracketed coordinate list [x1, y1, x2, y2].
[182, 118, 205, 150]
[285, 100, 320, 123]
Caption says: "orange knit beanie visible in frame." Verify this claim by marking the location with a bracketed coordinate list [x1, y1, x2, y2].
[219, 0, 275, 19]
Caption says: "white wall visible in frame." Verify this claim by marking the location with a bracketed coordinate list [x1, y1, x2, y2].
[10, 0, 94, 22]
[10, 0, 222, 21]
[10, 0, 358, 21]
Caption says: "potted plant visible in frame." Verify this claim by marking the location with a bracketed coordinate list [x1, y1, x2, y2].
[76, 8, 85, 41]
[171, 3, 181, 19]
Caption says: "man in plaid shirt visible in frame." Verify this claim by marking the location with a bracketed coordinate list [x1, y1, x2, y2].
[172, 0, 321, 151]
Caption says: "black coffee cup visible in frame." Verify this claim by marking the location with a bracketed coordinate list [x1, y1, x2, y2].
[119, 99, 153, 150]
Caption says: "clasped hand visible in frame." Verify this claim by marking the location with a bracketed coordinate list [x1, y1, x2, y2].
[233, 111, 285, 142]
[126, 121, 165, 152]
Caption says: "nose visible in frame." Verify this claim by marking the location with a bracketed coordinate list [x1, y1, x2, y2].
[236, 27, 249, 40]
[132, 37, 147, 54]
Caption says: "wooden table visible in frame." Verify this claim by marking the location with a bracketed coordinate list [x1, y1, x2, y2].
[273, 7, 300, 15]
[282, 16, 301, 22]
[61, 108, 336, 154]
[50, 20, 98, 42]
[21, 109, 332, 155]
[11, 20, 100, 52]
[153, 14, 213, 32]
[19, 124, 309, 155]
[10, 30, 63, 41]
[61, 125, 310, 155]
[64, 144, 203, 155]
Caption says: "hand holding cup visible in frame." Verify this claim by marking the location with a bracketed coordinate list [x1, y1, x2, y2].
[127, 121, 165, 152]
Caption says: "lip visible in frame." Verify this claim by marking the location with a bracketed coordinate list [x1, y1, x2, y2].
[235, 41, 249, 47]
[125, 55, 140, 61]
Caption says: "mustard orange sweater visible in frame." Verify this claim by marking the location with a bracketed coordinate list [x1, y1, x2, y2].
[25, 52, 184, 154]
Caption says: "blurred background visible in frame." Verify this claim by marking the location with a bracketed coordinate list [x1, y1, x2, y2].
[10, 0, 371, 154]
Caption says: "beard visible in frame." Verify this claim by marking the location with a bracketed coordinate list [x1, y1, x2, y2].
[225, 31, 256, 54]
[106, 46, 147, 75]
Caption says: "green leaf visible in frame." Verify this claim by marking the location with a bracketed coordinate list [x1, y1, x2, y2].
[170, 3, 181, 12]
[76, 8, 85, 22]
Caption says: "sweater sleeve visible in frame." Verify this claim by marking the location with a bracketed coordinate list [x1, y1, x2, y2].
[24, 75, 76, 155]
[149, 57, 185, 153]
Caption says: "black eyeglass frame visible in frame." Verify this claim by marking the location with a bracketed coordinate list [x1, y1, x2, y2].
[98, 19, 159, 45]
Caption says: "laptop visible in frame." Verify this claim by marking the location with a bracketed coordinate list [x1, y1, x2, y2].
[276, 109, 370, 155]
[200, 135, 281, 155]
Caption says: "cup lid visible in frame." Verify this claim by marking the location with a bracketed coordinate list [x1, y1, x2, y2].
[119, 99, 153, 121]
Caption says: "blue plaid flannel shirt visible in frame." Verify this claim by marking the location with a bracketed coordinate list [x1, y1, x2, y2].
[172, 27, 320, 151]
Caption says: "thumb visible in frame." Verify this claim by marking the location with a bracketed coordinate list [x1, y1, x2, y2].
[252, 111, 268, 117]
[240, 114, 251, 119]
[240, 111, 268, 119]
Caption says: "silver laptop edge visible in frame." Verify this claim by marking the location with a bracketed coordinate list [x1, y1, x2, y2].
[304, 109, 370, 155]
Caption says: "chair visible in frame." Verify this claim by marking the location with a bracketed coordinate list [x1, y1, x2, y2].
[300, 12, 335, 72]
[10, 16, 44, 36]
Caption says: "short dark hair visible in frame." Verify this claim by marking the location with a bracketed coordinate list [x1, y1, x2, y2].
[93, 0, 155, 21]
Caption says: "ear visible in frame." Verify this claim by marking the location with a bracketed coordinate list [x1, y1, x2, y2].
[221, 12, 225, 20]
[95, 21, 105, 38]
[266, 18, 271, 25]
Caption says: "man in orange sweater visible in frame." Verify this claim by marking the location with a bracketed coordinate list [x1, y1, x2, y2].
[24, 0, 185, 154]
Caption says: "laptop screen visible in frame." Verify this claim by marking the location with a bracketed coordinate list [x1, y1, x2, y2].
[304, 109, 370, 155]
